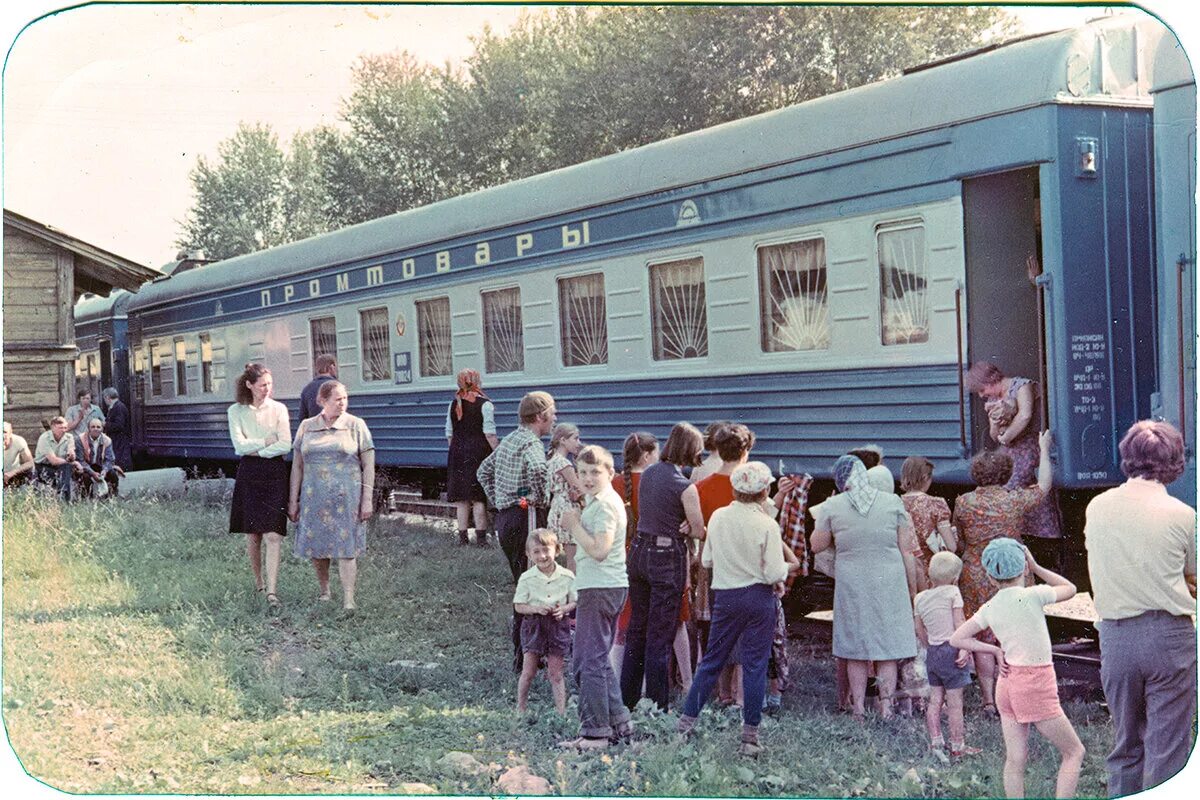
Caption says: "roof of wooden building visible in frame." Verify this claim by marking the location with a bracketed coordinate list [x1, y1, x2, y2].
[3, 209, 160, 295]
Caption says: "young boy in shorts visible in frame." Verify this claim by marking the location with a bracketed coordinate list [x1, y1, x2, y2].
[950, 537, 1086, 799]
[913, 551, 980, 758]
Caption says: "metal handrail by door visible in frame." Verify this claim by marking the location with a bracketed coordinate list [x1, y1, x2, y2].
[955, 283, 967, 453]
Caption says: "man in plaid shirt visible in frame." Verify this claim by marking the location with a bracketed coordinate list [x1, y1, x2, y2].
[477, 390, 557, 670]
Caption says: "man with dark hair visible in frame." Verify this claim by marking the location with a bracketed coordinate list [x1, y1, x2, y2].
[299, 355, 338, 422]
[64, 388, 104, 438]
[1085, 419, 1196, 797]
[478, 390, 557, 670]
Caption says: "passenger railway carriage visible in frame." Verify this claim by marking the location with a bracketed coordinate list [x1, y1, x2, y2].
[77, 18, 1194, 521]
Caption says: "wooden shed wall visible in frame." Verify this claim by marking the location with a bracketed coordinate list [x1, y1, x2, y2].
[3, 226, 77, 438]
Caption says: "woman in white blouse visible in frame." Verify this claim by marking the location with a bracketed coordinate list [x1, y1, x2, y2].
[227, 363, 292, 606]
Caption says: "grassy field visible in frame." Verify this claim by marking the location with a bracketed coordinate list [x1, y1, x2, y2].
[2, 491, 1114, 796]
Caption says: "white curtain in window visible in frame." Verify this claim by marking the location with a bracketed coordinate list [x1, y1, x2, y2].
[483, 288, 524, 373]
[759, 240, 829, 352]
[310, 317, 338, 372]
[360, 307, 392, 381]
[559, 274, 608, 366]
[879, 225, 929, 345]
[651, 258, 708, 360]
[417, 298, 453, 377]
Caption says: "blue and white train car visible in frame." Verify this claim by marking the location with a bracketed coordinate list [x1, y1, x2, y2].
[74, 290, 132, 405]
[123, 17, 1192, 508]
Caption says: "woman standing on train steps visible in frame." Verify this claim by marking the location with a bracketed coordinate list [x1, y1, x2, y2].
[227, 363, 292, 607]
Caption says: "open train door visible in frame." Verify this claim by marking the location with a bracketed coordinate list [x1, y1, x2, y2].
[961, 167, 1047, 451]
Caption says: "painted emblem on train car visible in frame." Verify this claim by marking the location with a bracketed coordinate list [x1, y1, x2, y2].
[676, 199, 700, 227]
[395, 311, 406, 337]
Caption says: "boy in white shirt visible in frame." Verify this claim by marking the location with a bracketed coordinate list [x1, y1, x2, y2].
[913, 551, 979, 758]
[513, 529, 576, 715]
[950, 537, 1085, 799]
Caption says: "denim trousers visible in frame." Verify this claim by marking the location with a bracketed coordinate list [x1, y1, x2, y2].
[1097, 610, 1197, 797]
[621, 535, 688, 710]
[35, 462, 73, 501]
[683, 583, 776, 727]
[573, 587, 630, 739]
[496, 504, 546, 669]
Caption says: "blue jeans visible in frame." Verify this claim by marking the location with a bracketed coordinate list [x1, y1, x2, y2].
[683, 583, 776, 727]
[35, 462, 73, 501]
[621, 534, 688, 710]
[1098, 611, 1197, 797]
[573, 587, 630, 739]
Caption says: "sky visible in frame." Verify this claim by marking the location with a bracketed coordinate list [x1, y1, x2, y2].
[1, 2, 1194, 270]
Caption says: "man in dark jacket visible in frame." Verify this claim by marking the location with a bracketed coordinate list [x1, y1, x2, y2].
[299, 355, 338, 422]
[101, 387, 133, 471]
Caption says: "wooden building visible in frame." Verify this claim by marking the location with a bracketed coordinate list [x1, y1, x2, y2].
[2, 210, 159, 437]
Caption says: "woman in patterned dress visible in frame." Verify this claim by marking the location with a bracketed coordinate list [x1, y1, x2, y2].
[546, 423, 585, 572]
[951, 430, 1052, 713]
[899, 456, 956, 592]
[965, 362, 1063, 567]
[287, 380, 375, 610]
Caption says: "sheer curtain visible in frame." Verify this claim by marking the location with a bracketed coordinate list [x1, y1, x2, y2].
[651, 258, 708, 360]
[559, 273, 608, 366]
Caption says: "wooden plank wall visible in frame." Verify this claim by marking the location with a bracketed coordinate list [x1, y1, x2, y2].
[3, 226, 77, 438]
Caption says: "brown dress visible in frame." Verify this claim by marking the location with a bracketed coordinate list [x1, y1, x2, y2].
[952, 485, 1042, 636]
[901, 492, 951, 592]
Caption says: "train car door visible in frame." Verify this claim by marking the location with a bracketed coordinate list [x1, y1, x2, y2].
[961, 167, 1045, 448]
[99, 339, 113, 393]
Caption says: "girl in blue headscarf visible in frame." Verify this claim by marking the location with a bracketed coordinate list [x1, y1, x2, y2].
[812, 455, 918, 720]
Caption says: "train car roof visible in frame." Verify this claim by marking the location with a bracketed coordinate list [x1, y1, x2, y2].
[75, 289, 132, 324]
[129, 15, 1173, 313]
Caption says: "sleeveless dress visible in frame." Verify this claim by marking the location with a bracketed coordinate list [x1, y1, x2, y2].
[546, 452, 579, 545]
[292, 413, 374, 559]
[1000, 378, 1062, 539]
[446, 396, 493, 503]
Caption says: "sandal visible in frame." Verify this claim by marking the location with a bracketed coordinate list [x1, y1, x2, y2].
[266, 592, 281, 607]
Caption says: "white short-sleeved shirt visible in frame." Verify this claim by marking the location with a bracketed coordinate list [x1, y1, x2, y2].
[1085, 478, 1196, 620]
[34, 431, 75, 463]
[574, 486, 628, 591]
[513, 562, 576, 609]
[971, 584, 1058, 666]
[702, 501, 789, 589]
[914, 583, 964, 646]
[4, 434, 31, 471]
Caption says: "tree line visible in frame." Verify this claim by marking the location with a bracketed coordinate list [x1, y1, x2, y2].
[177, 5, 1015, 261]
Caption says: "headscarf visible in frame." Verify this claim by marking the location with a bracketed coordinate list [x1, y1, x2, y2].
[731, 461, 773, 495]
[981, 537, 1027, 581]
[454, 368, 488, 420]
[833, 455, 879, 516]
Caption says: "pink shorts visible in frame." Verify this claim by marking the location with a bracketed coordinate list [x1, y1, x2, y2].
[995, 663, 1063, 724]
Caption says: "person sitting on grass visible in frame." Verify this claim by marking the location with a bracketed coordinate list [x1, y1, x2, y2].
[914, 551, 980, 760]
[949, 537, 1085, 799]
[513, 528, 576, 715]
[677, 461, 794, 757]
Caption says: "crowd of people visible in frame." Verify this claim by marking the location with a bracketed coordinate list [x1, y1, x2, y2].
[3, 387, 131, 500]
[3, 358, 1195, 797]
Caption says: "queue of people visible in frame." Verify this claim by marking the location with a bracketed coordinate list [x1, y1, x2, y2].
[4, 356, 1194, 796]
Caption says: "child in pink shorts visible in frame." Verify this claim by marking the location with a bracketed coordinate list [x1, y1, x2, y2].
[950, 537, 1086, 799]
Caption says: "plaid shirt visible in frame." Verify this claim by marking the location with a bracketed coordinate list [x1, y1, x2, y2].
[476, 426, 549, 510]
[779, 473, 814, 585]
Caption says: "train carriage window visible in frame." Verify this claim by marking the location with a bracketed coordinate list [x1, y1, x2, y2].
[310, 317, 337, 373]
[482, 287, 525, 373]
[359, 307, 393, 382]
[149, 342, 163, 397]
[199, 334, 213, 393]
[133, 348, 145, 402]
[559, 273, 608, 366]
[649, 257, 708, 361]
[758, 238, 829, 352]
[174, 338, 188, 396]
[415, 297, 452, 377]
[878, 222, 930, 345]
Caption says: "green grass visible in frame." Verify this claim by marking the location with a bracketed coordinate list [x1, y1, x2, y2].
[2, 490, 1113, 795]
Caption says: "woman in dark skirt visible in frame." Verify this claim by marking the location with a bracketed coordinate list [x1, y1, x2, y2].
[445, 368, 498, 546]
[227, 363, 292, 606]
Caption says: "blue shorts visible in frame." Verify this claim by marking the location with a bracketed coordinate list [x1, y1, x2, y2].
[926, 642, 973, 690]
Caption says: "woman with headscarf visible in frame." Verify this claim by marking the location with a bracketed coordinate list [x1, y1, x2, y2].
[811, 455, 918, 720]
[445, 368, 499, 547]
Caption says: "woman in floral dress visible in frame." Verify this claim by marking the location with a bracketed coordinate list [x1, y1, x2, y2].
[288, 380, 375, 610]
[951, 430, 1052, 713]
[899, 456, 955, 592]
